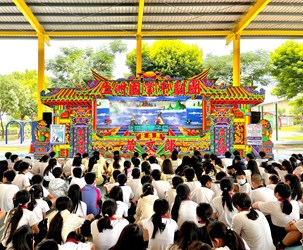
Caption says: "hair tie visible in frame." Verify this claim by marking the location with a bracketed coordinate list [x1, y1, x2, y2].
[104, 214, 109, 217]
[18, 203, 22, 206]
[223, 187, 228, 191]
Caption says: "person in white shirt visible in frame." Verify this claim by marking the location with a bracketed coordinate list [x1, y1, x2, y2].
[184, 167, 201, 192]
[211, 178, 237, 227]
[108, 186, 128, 219]
[59, 231, 91, 250]
[32, 155, 49, 175]
[166, 176, 184, 210]
[191, 174, 214, 204]
[117, 173, 135, 208]
[142, 199, 178, 250]
[250, 174, 276, 203]
[42, 158, 57, 187]
[12, 161, 31, 190]
[252, 182, 300, 245]
[70, 167, 86, 189]
[232, 192, 275, 250]
[221, 151, 234, 169]
[208, 221, 247, 250]
[151, 169, 171, 199]
[67, 184, 87, 217]
[1, 190, 39, 248]
[171, 183, 198, 229]
[196, 203, 214, 246]
[211, 172, 227, 198]
[127, 168, 141, 196]
[234, 170, 251, 195]
[148, 156, 161, 171]
[284, 174, 302, 201]
[266, 174, 279, 191]
[91, 199, 129, 250]
[48, 167, 68, 199]
[69, 157, 85, 178]
[0, 170, 19, 212]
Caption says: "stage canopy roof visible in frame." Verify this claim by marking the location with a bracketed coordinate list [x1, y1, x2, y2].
[1, 0, 303, 43]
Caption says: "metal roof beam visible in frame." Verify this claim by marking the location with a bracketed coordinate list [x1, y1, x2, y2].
[12, 0, 50, 45]
[226, 0, 271, 45]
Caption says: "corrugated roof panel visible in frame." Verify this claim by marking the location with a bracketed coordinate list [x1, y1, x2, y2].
[255, 15, 303, 22]
[263, 5, 303, 13]
[145, 0, 253, 3]
[37, 16, 137, 23]
[143, 23, 233, 30]
[26, 0, 136, 3]
[247, 22, 303, 29]
[144, 15, 241, 22]
[145, 5, 250, 14]
[271, 0, 303, 3]
[0, 16, 29, 22]
[0, 24, 34, 30]
[43, 24, 137, 30]
[0, 6, 21, 13]
[29, 6, 137, 14]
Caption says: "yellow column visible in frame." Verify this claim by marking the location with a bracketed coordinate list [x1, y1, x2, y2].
[233, 34, 241, 87]
[136, 35, 142, 76]
[38, 33, 45, 119]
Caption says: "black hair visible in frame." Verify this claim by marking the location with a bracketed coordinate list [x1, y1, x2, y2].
[82, 153, 89, 158]
[123, 160, 131, 176]
[84, 172, 96, 184]
[12, 225, 33, 250]
[208, 222, 246, 250]
[162, 159, 174, 174]
[151, 169, 161, 181]
[141, 161, 151, 176]
[225, 151, 232, 158]
[67, 184, 83, 214]
[18, 161, 30, 174]
[246, 153, 254, 160]
[216, 171, 227, 181]
[175, 221, 199, 250]
[131, 168, 140, 179]
[171, 184, 190, 222]
[210, 153, 217, 161]
[43, 158, 57, 176]
[32, 174, 43, 184]
[203, 161, 217, 175]
[52, 167, 63, 178]
[88, 156, 98, 172]
[110, 224, 145, 250]
[232, 193, 259, 220]
[284, 174, 302, 201]
[47, 196, 72, 244]
[134, 152, 139, 158]
[148, 156, 157, 164]
[92, 151, 100, 159]
[10, 154, 19, 162]
[109, 186, 123, 202]
[3, 169, 16, 182]
[142, 153, 148, 160]
[73, 167, 82, 178]
[5, 152, 12, 160]
[39, 155, 49, 163]
[66, 231, 85, 243]
[203, 153, 210, 160]
[72, 157, 82, 167]
[247, 159, 260, 175]
[184, 167, 195, 181]
[49, 151, 56, 158]
[220, 178, 234, 212]
[28, 184, 43, 211]
[141, 175, 152, 185]
[196, 203, 213, 225]
[234, 155, 242, 161]
[132, 158, 140, 168]
[141, 183, 154, 197]
[282, 160, 293, 174]
[3, 190, 31, 246]
[200, 174, 212, 187]
[264, 164, 279, 176]
[188, 241, 212, 250]
[13, 160, 22, 172]
[215, 157, 223, 167]
[269, 174, 280, 184]
[117, 173, 127, 186]
[112, 170, 121, 182]
[113, 150, 120, 156]
[274, 182, 293, 215]
[235, 170, 246, 176]
[97, 199, 117, 233]
[36, 239, 59, 250]
[171, 151, 178, 161]
[75, 152, 82, 158]
[259, 151, 266, 158]
[233, 150, 240, 156]
[172, 175, 184, 189]
[113, 155, 121, 170]
[151, 199, 169, 239]
[0, 160, 9, 182]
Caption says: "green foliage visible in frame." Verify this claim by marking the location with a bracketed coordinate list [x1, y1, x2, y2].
[289, 94, 303, 126]
[270, 40, 303, 98]
[46, 40, 127, 87]
[203, 50, 272, 86]
[126, 40, 203, 78]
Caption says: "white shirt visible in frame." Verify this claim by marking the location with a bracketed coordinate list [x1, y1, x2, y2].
[211, 196, 237, 227]
[142, 217, 178, 250]
[70, 177, 86, 189]
[211, 183, 222, 197]
[152, 180, 171, 199]
[191, 186, 215, 204]
[176, 200, 198, 229]
[135, 194, 159, 223]
[59, 242, 91, 250]
[221, 158, 233, 168]
[73, 201, 87, 217]
[91, 218, 129, 250]
[37, 162, 48, 176]
[166, 188, 176, 210]
[250, 187, 276, 203]
[127, 178, 141, 194]
[232, 210, 275, 250]
[266, 184, 277, 191]
[259, 200, 300, 227]
[184, 181, 201, 192]
[237, 182, 251, 195]
[33, 198, 50, 223]
[150, 163, 161, 171]
[0, 183, 19, 212]
[12, 173, 30, 190]
[120, 185, 134, 208]
[115, 200, 128, 218]
[2, 208, 38, 247]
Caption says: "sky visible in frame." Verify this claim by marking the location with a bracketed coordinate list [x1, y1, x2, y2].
[1, 37, 302, 81]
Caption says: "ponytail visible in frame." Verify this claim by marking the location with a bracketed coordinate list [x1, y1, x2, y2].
[43, 158, 57, 176]
[141, 183, 154, 198]
[232, 192, 258, 221]
[281, 199, 293, 215]
[88, 156, 97, 173]
[274, 182, 293, 215]
[4, 190, 30, 245]
[247, 208, 259, 220]
[151, 199, 169, 239]
[171, 184, 190, 222]
[220, 178, 233, 212]
[97, 199, 117, 233]
[141, 161, 151, 176]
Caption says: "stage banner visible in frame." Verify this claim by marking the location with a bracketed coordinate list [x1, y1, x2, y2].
[50, 124, 66, 144]
[246, 124, 262, 145]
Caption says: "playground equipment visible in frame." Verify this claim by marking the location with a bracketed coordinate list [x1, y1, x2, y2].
[5, 120, 32, 144]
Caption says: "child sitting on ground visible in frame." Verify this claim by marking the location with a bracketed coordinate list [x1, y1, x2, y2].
[48, 167, 68, 199]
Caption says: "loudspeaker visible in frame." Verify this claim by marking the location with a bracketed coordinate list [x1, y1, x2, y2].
[42, 112, 53, 128]
[251, 111, 261, 124]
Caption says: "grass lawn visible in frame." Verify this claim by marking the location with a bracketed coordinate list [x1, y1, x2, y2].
[279, 126, 303, 132]
[0, 145, 29, 152]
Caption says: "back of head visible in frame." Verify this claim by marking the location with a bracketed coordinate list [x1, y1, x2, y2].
[84, 172, 96, 184]
[73, 167, 82, 178]
[259, 151, 266, 158]
[184, 167, 195, 181]
[274, 182, 293, 215]
[246, 153, 254, 160]
[141, 183, 154, 197]
[171, 184, 190, 221]
[269, 174, 279, 184]
[12, 225, 33, 250]
[251, 174, 263, 185]
[3, 169, 16, 182]
[171, 152, 178, 161]
[200, 174, 212, 187]
[177, 221, 199, 249]
[233, 150, 240, 156]
[216, 171, 227, 181]
[224, 151, 232, 158]
[141, 175, 152, 185]
[162, 159, 173, 174]
[32, 174, 43, 184]
[132, 158, 140, 168]
[148, 156, 156, 164]
[36, 239, 59, 250]
[5, 151, 12, 160]
[72, 156, 82, 167]
[52, 167, 63, 178]
[189, 241, 212, 250]
[232, 193, 259, 221]
[117, 173, 127, 185]
[196, 203, 213, 223]
[151, 169, 161, 181]
[109, 186, 123, 202]
[112, 170, 121, 182]
[172, 175, 184, 189]
[124, 160, 131, 169]
[10, 154, 19, 163]
[82, 152, 89, 158]
[40, 155, 49, 162]
[18, 161, 30, 173]
[131, 167, 141, 179]
[220, 178, 233, 212]
[142, 153, 148, 160]
[49, 151, 56, 158]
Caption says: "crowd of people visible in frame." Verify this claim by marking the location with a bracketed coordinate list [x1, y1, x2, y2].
[0, 149, 303, 250]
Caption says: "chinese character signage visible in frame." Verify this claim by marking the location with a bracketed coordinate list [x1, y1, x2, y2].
[129, 124, 169, 133]
[50, 125, 66, 144]
[246, 124, 262, 145]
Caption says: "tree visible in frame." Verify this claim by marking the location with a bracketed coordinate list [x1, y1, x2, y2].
[289, 94, 303, 129]
[126, 40, 203, 78]
[203, 50, 272, 86]
[46, 40, 127, 87]
[0, 75, 19, 138]
[270, 40, 303, 98]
